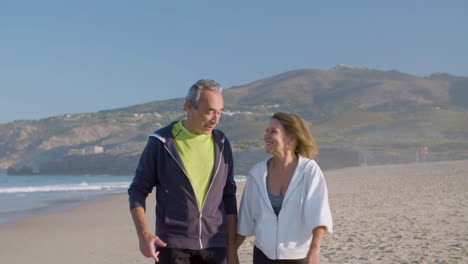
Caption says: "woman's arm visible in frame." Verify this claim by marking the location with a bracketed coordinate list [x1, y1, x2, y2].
[235, 234, 246, 249]
[305, 226, 326, 264]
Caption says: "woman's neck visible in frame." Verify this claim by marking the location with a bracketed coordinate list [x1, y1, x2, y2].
[270, 152, 298, 169]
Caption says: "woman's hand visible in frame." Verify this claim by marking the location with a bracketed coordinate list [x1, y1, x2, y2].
[305, 247, 320, 264]
[305, 226, 326, 264]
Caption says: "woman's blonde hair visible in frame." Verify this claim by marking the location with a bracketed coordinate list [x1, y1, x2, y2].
[272, 112, 318, 159]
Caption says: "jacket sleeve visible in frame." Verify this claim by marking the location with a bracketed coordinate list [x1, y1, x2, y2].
[303, 163, 333, 233]
[128, 137, 159, 210]
[237, 174, 256, 236]
[222, 138, 237, 215]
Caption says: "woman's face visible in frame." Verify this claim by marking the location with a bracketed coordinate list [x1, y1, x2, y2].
[264, 118, 293, 155]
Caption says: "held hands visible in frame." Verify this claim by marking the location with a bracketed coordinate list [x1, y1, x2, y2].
[138, 232, 167, 262]
[227, 246, 240, 264]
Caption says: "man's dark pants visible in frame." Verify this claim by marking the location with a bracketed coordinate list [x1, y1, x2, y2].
[156, 247, 226, 264]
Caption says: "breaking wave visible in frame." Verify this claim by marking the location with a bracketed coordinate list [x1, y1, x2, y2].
[0, 181, 131, 194]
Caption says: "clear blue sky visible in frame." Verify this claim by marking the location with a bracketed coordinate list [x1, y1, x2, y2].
[1, 0, 467, 123]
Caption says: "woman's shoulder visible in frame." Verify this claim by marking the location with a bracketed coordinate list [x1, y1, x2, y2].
[298, 156, 323, 176]
[298, 156, 318, 168]
[248, 159, 268, 177]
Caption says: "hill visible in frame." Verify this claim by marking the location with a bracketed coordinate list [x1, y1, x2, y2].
[1, 65, 467, 175]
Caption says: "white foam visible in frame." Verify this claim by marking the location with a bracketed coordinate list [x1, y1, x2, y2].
[0, 182, 131, 194]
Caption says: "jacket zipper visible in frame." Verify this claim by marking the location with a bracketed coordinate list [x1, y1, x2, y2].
[275, 214, 279, 259]
[163, 141, 225, 249]
[266, 170, 280, 259]
[199, 143, 224, 249]
[163, 145, 189, 176]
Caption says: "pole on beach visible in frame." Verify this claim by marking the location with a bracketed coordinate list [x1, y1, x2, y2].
[359, 151, 367, 167]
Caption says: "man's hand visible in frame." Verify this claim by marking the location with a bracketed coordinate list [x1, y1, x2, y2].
[138, 231, 167, 262]
[227, 246, 239, 264]
[226, 214, 239, 264]
[131, 207, 166, 261]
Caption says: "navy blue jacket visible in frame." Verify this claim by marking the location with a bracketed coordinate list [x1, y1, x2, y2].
[128, 122, 237, 250]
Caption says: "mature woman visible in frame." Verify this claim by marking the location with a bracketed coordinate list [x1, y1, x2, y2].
[236, 112, 333, 264]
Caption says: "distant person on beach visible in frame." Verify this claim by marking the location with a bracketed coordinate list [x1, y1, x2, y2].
[236, 112, 333, 264]
[128, 80, 238, 264]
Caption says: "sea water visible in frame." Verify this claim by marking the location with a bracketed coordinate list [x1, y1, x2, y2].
[0, 174, 246, 225]
[0, 174, 133, 225]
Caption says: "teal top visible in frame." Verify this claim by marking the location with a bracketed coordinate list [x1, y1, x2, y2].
[266, 176, 284, 216]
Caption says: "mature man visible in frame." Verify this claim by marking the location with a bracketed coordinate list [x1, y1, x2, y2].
[128, 80, 238, 264]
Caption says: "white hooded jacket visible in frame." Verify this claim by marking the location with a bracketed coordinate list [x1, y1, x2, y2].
[237, 156, 333, 260]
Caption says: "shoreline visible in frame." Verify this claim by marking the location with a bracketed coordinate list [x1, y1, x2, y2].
[0, 160, 449, 226]
[0, 191, 113, 225]
[0, 193, 146, 264]
[0, 176, 245, 227]
[0, 160, 467, 263]
[0, 173, 134, 226]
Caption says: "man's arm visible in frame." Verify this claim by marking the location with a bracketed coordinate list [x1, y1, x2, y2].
[226, 214, 239, 264]
[131, 207, 166, 262]
[235, 234, 246, 249]
[223, 139, 239, 264]
[128, 137, 164, 261]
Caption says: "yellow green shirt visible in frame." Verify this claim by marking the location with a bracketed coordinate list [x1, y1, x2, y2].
[172, 121, 215, 209]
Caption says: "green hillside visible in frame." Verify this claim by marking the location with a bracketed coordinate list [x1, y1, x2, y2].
[1, 66, 467, 175]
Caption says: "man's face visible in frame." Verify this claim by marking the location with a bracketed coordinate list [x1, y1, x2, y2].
[185, 89, 224, 135]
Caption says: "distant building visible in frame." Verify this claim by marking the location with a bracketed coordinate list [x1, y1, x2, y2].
[84, 146, 104, 154]
[68, 145, 104, 155]
[68, 149, 85, 155]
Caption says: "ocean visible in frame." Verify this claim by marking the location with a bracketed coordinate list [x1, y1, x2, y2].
[0, 174, 133, 225]
[0, 174, 246, 225]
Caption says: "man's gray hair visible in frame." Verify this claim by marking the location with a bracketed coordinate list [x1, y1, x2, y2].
[186, 79, 223, 109]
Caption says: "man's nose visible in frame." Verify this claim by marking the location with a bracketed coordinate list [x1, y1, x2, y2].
[211, 112, 221, 124]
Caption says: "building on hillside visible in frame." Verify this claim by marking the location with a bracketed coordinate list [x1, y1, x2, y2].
[68, 145, 104, 155]
[84, 145, 104, 154]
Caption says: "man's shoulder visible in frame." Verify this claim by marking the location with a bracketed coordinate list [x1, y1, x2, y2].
[151, 121, 179, 140]
[212, 129, 229, 143]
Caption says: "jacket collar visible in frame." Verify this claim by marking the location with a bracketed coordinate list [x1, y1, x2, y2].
[251, 156, 307, 212]
[151, 121, 225, 145]
[149, 121, 226, 182]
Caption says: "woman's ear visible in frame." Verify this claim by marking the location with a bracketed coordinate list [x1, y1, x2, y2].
[287, 136, 297, 149]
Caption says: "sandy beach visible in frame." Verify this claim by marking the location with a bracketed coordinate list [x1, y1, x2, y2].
[1, 160, 467, 264]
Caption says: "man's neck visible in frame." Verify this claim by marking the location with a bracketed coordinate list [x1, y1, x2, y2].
[182, 119, 203, 135]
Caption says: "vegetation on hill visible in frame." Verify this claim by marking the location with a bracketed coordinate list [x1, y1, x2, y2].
[1, 66, 467, 175]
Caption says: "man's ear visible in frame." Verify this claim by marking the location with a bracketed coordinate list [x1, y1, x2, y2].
[184, 99, 191, 111]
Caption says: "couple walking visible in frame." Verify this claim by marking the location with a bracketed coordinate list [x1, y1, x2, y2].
[128, 80, 333, 264]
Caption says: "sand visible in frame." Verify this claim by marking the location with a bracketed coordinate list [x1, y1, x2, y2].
[0, 160, 467, 264]
[319, 160, 468, 264]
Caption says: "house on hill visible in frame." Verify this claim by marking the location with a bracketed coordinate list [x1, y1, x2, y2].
[68, 145, 104, 155]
